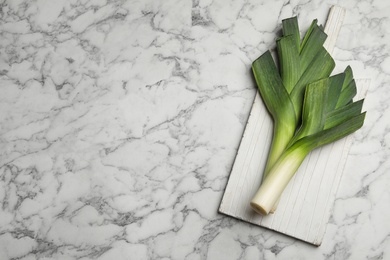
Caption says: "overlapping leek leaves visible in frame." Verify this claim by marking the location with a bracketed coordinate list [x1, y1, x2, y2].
[250, 17, 366, 215]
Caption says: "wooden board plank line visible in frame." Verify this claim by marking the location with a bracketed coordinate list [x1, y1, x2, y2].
[232, 107, 262, 215]
[244, 120, 272, 218]
[305, 143, 334, 241]
[236, 96, 269, 215]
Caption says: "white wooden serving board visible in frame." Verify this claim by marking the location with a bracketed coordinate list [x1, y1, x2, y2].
[219, 6, 369, 246]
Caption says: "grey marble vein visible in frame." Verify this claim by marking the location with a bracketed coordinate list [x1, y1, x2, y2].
[0, 0, 389, 259]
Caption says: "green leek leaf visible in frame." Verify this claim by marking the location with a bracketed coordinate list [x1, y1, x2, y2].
[325, 99, 364, 129]
[336, 79, 357, 109]
[326, 73, 345, 112]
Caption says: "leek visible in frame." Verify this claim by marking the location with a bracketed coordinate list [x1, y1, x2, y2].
[249, 17, 366, 215]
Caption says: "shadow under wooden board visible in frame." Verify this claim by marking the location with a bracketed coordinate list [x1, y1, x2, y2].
[219, 6, 370, 246]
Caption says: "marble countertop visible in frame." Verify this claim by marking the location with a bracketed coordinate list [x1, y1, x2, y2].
[1, 0, 389, 259]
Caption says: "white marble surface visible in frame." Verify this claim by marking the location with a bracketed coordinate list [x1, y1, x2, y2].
[0, 0, 389, 259]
